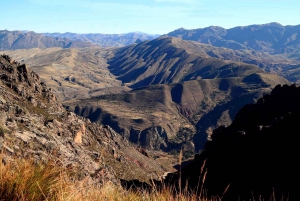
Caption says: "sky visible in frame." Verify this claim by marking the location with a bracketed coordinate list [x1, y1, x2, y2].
[1, 0, 300, 34]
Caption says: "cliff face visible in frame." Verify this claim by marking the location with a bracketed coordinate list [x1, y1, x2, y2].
[0, 55, 167, 185]
[165, 84, 299, 200]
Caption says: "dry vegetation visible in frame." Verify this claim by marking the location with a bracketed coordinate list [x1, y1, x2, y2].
[1, 154, 286, 201]
[0, 154, 217, 201]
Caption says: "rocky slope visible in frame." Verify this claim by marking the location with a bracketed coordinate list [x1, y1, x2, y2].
[165, 84, 299, 200]
[42, 32, 160, 47]
[0, 54, 173, 185]
[167, 22, 300, 54]
[0, 30, 93, 50]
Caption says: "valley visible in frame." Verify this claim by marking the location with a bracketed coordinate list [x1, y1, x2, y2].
[1, 34, 292, 153]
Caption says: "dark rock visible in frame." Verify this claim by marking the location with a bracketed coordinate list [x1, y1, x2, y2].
[164, 84, 299, 200]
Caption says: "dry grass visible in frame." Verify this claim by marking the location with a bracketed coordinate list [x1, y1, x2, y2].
[0, 155, 62, 200]
[0, 154, 220, 201]
[1, 154, 286, 201]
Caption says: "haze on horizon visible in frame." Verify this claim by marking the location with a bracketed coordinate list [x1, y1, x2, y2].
[1, 0, 300, 35]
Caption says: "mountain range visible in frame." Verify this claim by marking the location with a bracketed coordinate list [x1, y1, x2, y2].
[3, 22, 300, 82]
[42, 32, 160, 47]
[0, 30, 159, 50]
[0, 30, 93, 50]
[167, 22, 300, 54]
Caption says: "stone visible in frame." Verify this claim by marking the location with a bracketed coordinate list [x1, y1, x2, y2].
[74, 123, 86, 145]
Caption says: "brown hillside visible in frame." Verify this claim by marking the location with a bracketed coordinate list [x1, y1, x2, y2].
[66, 73, 289, 152]
[108, 36, 265, 88]
[0, 47, 129, 101]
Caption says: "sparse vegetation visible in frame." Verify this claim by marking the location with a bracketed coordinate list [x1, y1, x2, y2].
[0, 155, 219, 201]
[0, 154, 287, 201]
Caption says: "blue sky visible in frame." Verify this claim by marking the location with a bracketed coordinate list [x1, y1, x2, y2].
[1, 0, 300, 34]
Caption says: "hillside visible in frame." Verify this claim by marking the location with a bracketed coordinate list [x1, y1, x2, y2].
[66, 74, 289, 152]
[165, 84, 299, 200]
[109, 35, 300, 84]
[42, 32, 160, 47]
[167, 22, 300, 54]
[108, 36, 266, 88]
[0, 47, 129, 101]
[0, 54, 175, 184]
[0, 30, 93, 50]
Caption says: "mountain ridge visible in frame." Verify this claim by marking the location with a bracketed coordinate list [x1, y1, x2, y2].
[108, 36, 266, 89]
[41, 32, 160, 47]
[0, 30, 94, 50]
[167, 22, 300, 54]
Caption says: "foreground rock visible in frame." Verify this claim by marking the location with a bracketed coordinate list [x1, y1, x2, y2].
[165, 84, 299, 200]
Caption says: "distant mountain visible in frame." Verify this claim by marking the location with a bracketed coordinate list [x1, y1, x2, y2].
[0, 30, 93, 50]
[167, 22, 300, 54]
[42, 32, 160, 47]
[165, 84, 299, 200]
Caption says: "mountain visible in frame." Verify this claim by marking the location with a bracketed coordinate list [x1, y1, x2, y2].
[0, 30, 93, 50]
[2, 35, 299, 89]
[108, 36, 267, 88]
[0, 54, 174, 184]
[167, 22, 300, 54]
[110, 35, 300, 84]
[42, 32, 160, 47]
[2, 36, 299, 101]
[165, 84, 299, 200]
